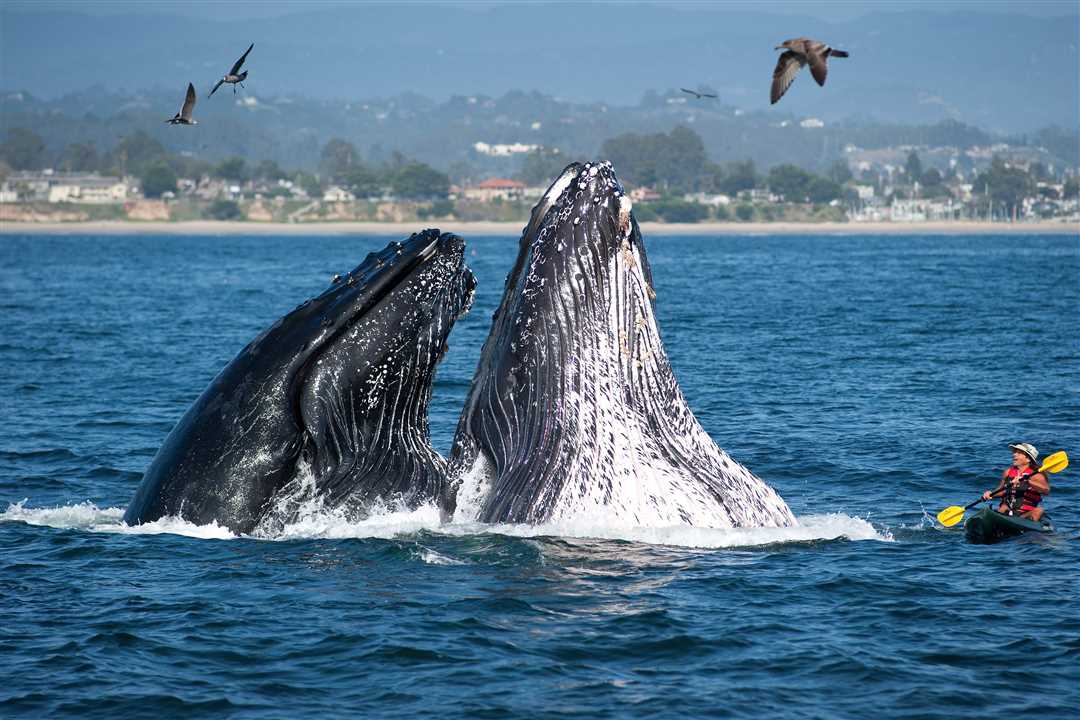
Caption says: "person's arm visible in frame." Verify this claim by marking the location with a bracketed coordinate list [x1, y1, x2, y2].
[982, 469, 1009, 501]
[1027, 472, 1050, 496]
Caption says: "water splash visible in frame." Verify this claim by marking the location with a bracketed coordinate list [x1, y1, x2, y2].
[2, 500, 890, 548]
[1, 499, 235, 540]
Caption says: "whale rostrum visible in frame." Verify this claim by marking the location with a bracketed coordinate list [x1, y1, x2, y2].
[446, 162, 796, 528]
[125, 229, 475, 534]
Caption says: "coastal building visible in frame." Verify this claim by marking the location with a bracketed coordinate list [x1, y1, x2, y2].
[463, 178, 526, 202]
[472, 142, 540, 157]
[521, 185, 546, 201]
[629, 187, 661, 202]
[889, 198, 958, 222]
[50, 175, 131, 204]
[738, 188, 779, 204]
[0, 171, 132, 204]
[853, 185, 875, 200]
[683, 192, 731, 206]
[322, 186, 356, 203]
[193, 177, 230, 201]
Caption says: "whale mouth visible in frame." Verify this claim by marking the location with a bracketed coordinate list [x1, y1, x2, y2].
[500, 161, 655, 357]
[301, 230, 474, 367]
[287, 229, 474, 473]
[275, 229, 475, 523]
[125, 228, 475, 534]
[321, 229, 467, 325]
[448, 163, 795, 529]
[522, 161, 635, 258]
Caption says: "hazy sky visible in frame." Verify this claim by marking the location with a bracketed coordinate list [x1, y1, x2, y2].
[6, 0, 1079, 22]
[3, 0, 1077, 131]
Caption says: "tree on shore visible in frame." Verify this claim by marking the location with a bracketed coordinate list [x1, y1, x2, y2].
[294, 171, 323, 198]
[1063, 177, 1079, 199]
[720, 160, 758, 195]
[827, 159, 853, 185]
[254, 159, 288, 181]
[600, 125, 707, 193]
[767, 164, 814, 202]
[140, 161, 178, 198]
[904, 151, 923, 181]
[974, 156, 1034, 219]
[204, 199, 242, 220]
[517, 148, 566, 186]
[107, 131, 167, 176]
[321, 138, 361, 181]
[392, 162, 450, 199]
[59, 142, 99, 173]
[341, 165, 381, 198]
[213, 157, 248, 182]
[0, 128, 47, 170]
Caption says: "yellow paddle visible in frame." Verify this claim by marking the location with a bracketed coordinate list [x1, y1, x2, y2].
[937, 450, 1069, 527]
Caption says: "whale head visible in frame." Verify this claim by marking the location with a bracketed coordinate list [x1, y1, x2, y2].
[126, 229, 475, 533]
[448, 162, 795, 528]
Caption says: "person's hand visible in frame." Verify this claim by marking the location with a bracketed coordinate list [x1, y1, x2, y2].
[982, 490, 992, 501]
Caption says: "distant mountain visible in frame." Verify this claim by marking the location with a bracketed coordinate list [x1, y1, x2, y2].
[3, 87, 1075, 180]
[1, 4, 1077, 133]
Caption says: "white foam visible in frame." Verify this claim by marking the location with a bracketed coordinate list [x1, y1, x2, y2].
[439, 512, 888, 548]
[1, 500, 236, 540]
[271, 503, 443, 540]
[2, 500, 889, 548]
[416, 546, 468, 565]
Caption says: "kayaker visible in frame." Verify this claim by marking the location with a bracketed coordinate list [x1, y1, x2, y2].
[982, 443, 1050, 520]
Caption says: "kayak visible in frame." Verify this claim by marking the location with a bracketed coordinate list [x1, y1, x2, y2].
[964, 507, 1054, 544]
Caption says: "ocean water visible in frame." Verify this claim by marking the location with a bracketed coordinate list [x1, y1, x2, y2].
[1, 232, 1077, 719]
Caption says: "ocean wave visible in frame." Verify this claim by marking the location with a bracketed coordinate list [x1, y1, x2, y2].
[1, 500, 891, 548]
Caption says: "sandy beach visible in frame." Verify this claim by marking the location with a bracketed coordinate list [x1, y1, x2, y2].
[1, 219, 1077, 236]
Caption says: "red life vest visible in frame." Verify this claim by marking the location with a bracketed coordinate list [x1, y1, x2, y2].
[1004, 465, 1042, 512]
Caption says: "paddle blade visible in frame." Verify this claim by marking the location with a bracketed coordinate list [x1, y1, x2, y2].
[937, 505, 966, 527]
[1039, 451, 1068, 474]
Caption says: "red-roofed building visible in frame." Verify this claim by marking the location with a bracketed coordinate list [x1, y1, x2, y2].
[463, 178, 527, 202]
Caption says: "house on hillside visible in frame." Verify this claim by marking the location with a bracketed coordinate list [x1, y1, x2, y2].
[323, 186, 356, 203]
[47, 174, 131, 203]
[472, 142, 539, 157]
[683, 192, 731, 206]
[1, 170, 132, 204]
[629, 187, 661, 202]
[463, 178, 526, 202]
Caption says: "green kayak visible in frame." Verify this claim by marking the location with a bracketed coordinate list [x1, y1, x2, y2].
[964, 507, 1054, 544]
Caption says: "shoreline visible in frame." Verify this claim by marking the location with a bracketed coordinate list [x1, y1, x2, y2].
[1, 219, 1077, 236]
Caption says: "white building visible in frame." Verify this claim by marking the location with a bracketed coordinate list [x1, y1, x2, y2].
[472, 142, 539, 157]
[683, 192, 731, 206]
[1, 171, 131, 204]
[323, 186, 356, 202]
[48, 175, 130, 203]
[629, 187, 662, 202]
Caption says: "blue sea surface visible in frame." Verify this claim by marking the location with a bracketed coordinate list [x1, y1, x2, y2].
[1, 232, 1078, 719]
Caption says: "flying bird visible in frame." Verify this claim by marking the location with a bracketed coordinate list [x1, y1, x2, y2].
[209, 43, 254, 97]
[166, 83, 198, 125]
[681, 88, 718, 99]
[770, 38, 848, 105]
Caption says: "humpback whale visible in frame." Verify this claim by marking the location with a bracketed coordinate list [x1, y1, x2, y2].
[125, 229, 475, 534]
[447, 162, 795, 528]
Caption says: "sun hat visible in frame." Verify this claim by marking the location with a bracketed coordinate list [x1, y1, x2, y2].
[1008, 442, 1038, 463]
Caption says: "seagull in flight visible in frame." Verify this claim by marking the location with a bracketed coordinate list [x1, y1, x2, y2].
[209, 43, 254, 97]
[166, 83, 198, 125]
[770, 38, 848, 105]
[681, 88, 718, 99]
